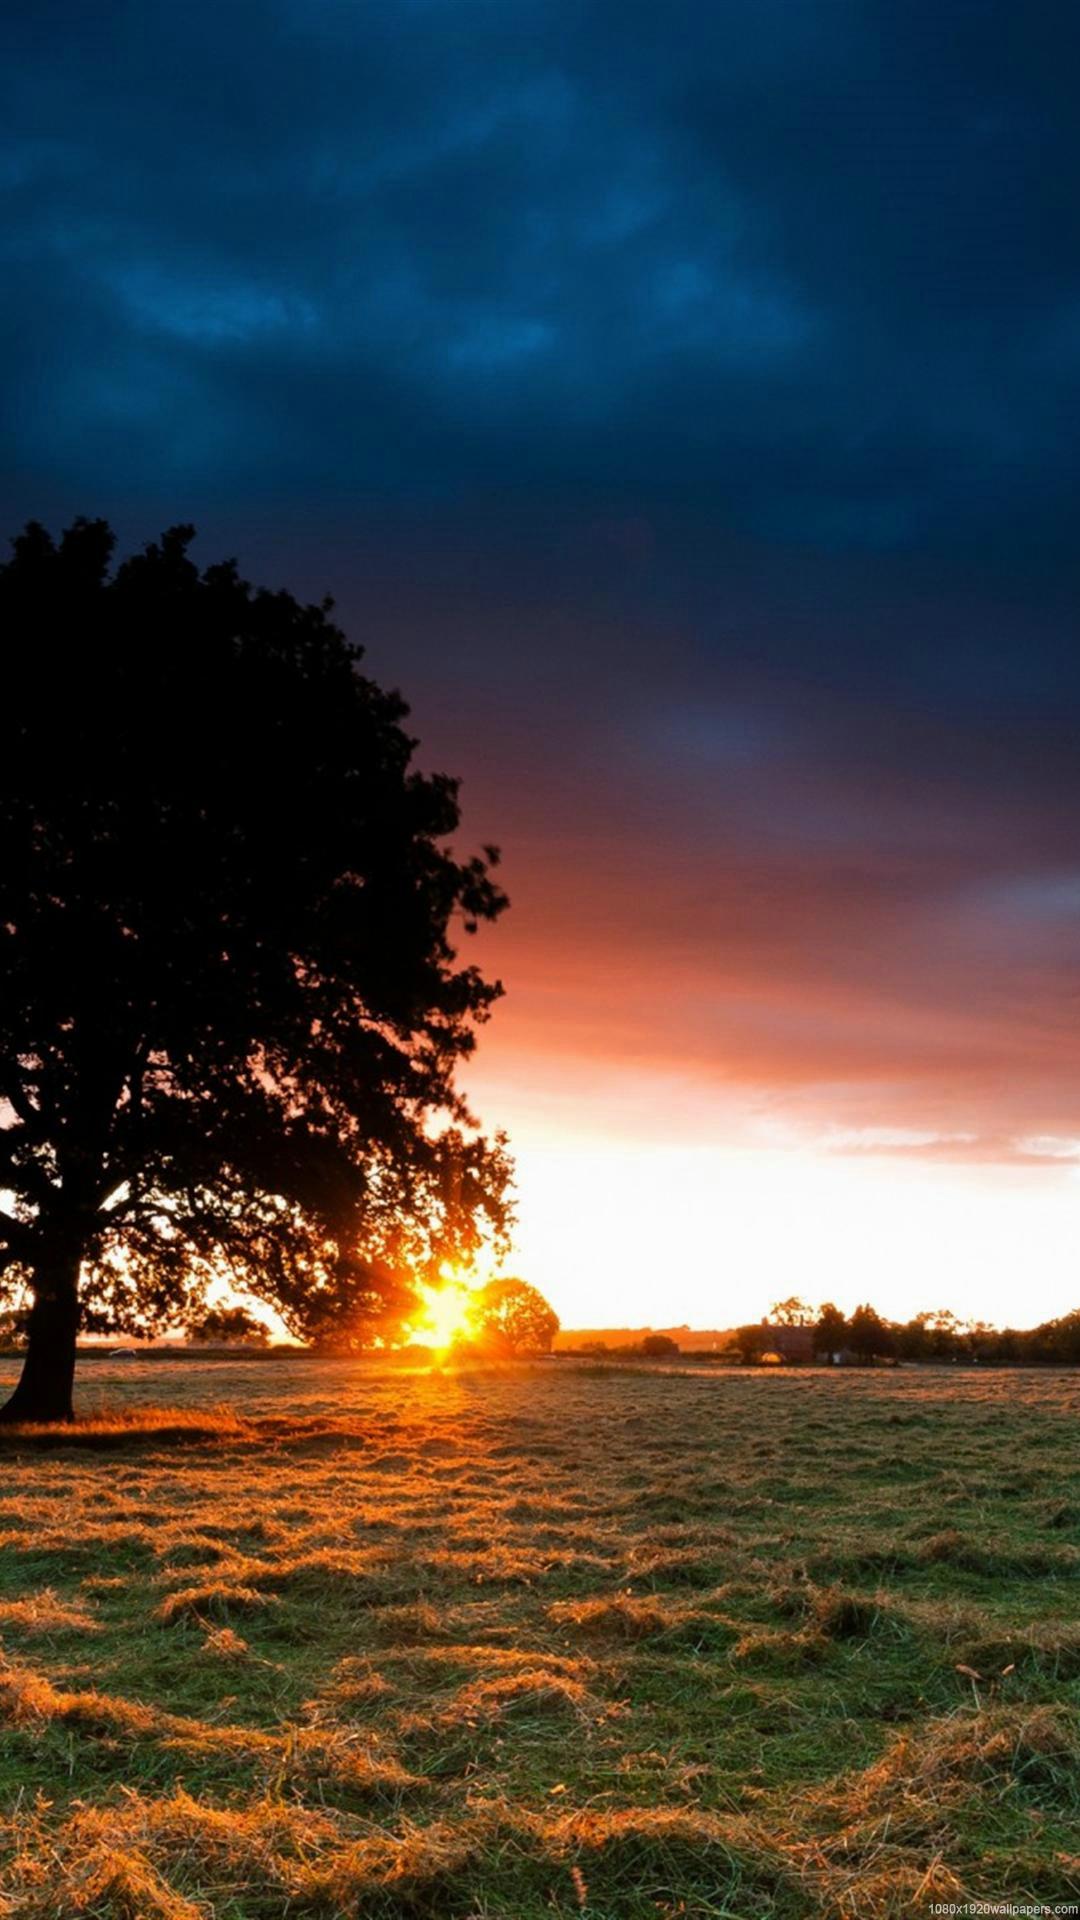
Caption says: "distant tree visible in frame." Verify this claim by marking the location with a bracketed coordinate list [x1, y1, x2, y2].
[639, 1332, 680, 1357]
[813, 1302, 847, 1362]
[895, 1314, 930, 1362]
[0, 520, 512, 1420]
[959, 1319, 994, 1363]
[896, 1309, 966, 1362]
[0, 1305, 28, 1351]
[187, 1305, 271, 1348]
[467, 1278, 559, 1357]
[990, 1326, 1022, 1364]
[925, 1309, 963, 1359]
[847, 1303, 895, 1364]
[1040, 1311, 1080, 1364]
[769, 1296, 815, 1327]
[729, 1323, 770, 1365]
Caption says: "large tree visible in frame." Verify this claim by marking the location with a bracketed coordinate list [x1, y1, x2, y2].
[0, 519, 512, 1420]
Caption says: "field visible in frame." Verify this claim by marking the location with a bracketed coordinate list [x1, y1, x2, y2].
[0, 1359, 1078, 1918]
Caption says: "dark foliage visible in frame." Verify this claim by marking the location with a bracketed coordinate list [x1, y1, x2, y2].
[812, 1302, 848, 1361]
[735, 1301, 1080, 1367]
[894, 1308, 1080, 1366]
[186, 1305, 271, 1347]
[0, 518, 512, 1417]
[729, 1323, 771, 1364]
[847, 1303, 896, 1362]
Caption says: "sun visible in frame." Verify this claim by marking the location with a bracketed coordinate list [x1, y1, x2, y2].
[411, 1278, 480, 1352]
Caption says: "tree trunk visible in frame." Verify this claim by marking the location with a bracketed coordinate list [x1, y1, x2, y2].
[0, 1242, 81, 1423]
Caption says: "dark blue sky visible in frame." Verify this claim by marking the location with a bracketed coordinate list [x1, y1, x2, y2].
[5, 0, 1080, 1171]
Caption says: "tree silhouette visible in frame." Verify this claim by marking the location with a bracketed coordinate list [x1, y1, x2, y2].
[729, 1323, 769, 1364]
[0, 519, 512, 1420]
[813, 1302, 847, 1362]
[769, 1296, 815, 1327]
[847, 1303, 895, 1364]
[639, 1332, 679, 1357]
[187, 1305, 271, 1347]
[468, 1278, 559, 1357]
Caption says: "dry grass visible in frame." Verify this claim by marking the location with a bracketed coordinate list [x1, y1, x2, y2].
[155, 1584, 277, 1624]
[0, 1588, 99, 1637]
[0, 1354, 1077, 1916]
[546, 1593, 685, 1639]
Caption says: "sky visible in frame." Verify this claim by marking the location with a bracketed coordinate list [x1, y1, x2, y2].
[4, 1, 1080, 1328]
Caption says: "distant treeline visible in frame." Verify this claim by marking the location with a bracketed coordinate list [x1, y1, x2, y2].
[565, 1301, 1080, 1367]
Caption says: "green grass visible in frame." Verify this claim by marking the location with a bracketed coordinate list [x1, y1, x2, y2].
[0, 1357, 1078, 1915]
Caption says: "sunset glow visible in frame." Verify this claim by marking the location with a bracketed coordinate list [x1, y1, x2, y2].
[465, 1052, 1080, 1333]
[410, 1278, 482, 1353]
[505, 1131, 1080, 1333]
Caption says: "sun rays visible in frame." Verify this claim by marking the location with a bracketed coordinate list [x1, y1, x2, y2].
[410, 1278, 482, 1353]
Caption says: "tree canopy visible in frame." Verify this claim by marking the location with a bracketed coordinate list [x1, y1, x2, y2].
[466, 1278, 559, 1357]
[768, 1296, 815, 1327]
[812, 1302, 848, 1359]
[847, 1304, 896, 1362]
[638, 1332, 680, 1357]
[186, 1305, 271, 1348]
[0, 518, 512, 1419]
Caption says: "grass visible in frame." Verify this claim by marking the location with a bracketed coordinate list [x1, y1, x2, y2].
[0, 1357, 1077, 1916]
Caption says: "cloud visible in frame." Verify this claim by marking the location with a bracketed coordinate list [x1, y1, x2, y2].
[2, 0, 1079, 1164]
[1, 0, 1077, 573]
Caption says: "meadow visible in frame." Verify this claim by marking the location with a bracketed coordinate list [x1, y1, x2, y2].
[0, 1357, 1078, 1918]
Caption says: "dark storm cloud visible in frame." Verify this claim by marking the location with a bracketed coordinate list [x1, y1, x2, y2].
[3, 0, 1080, 1154]
[4, 0, 1078, 578]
